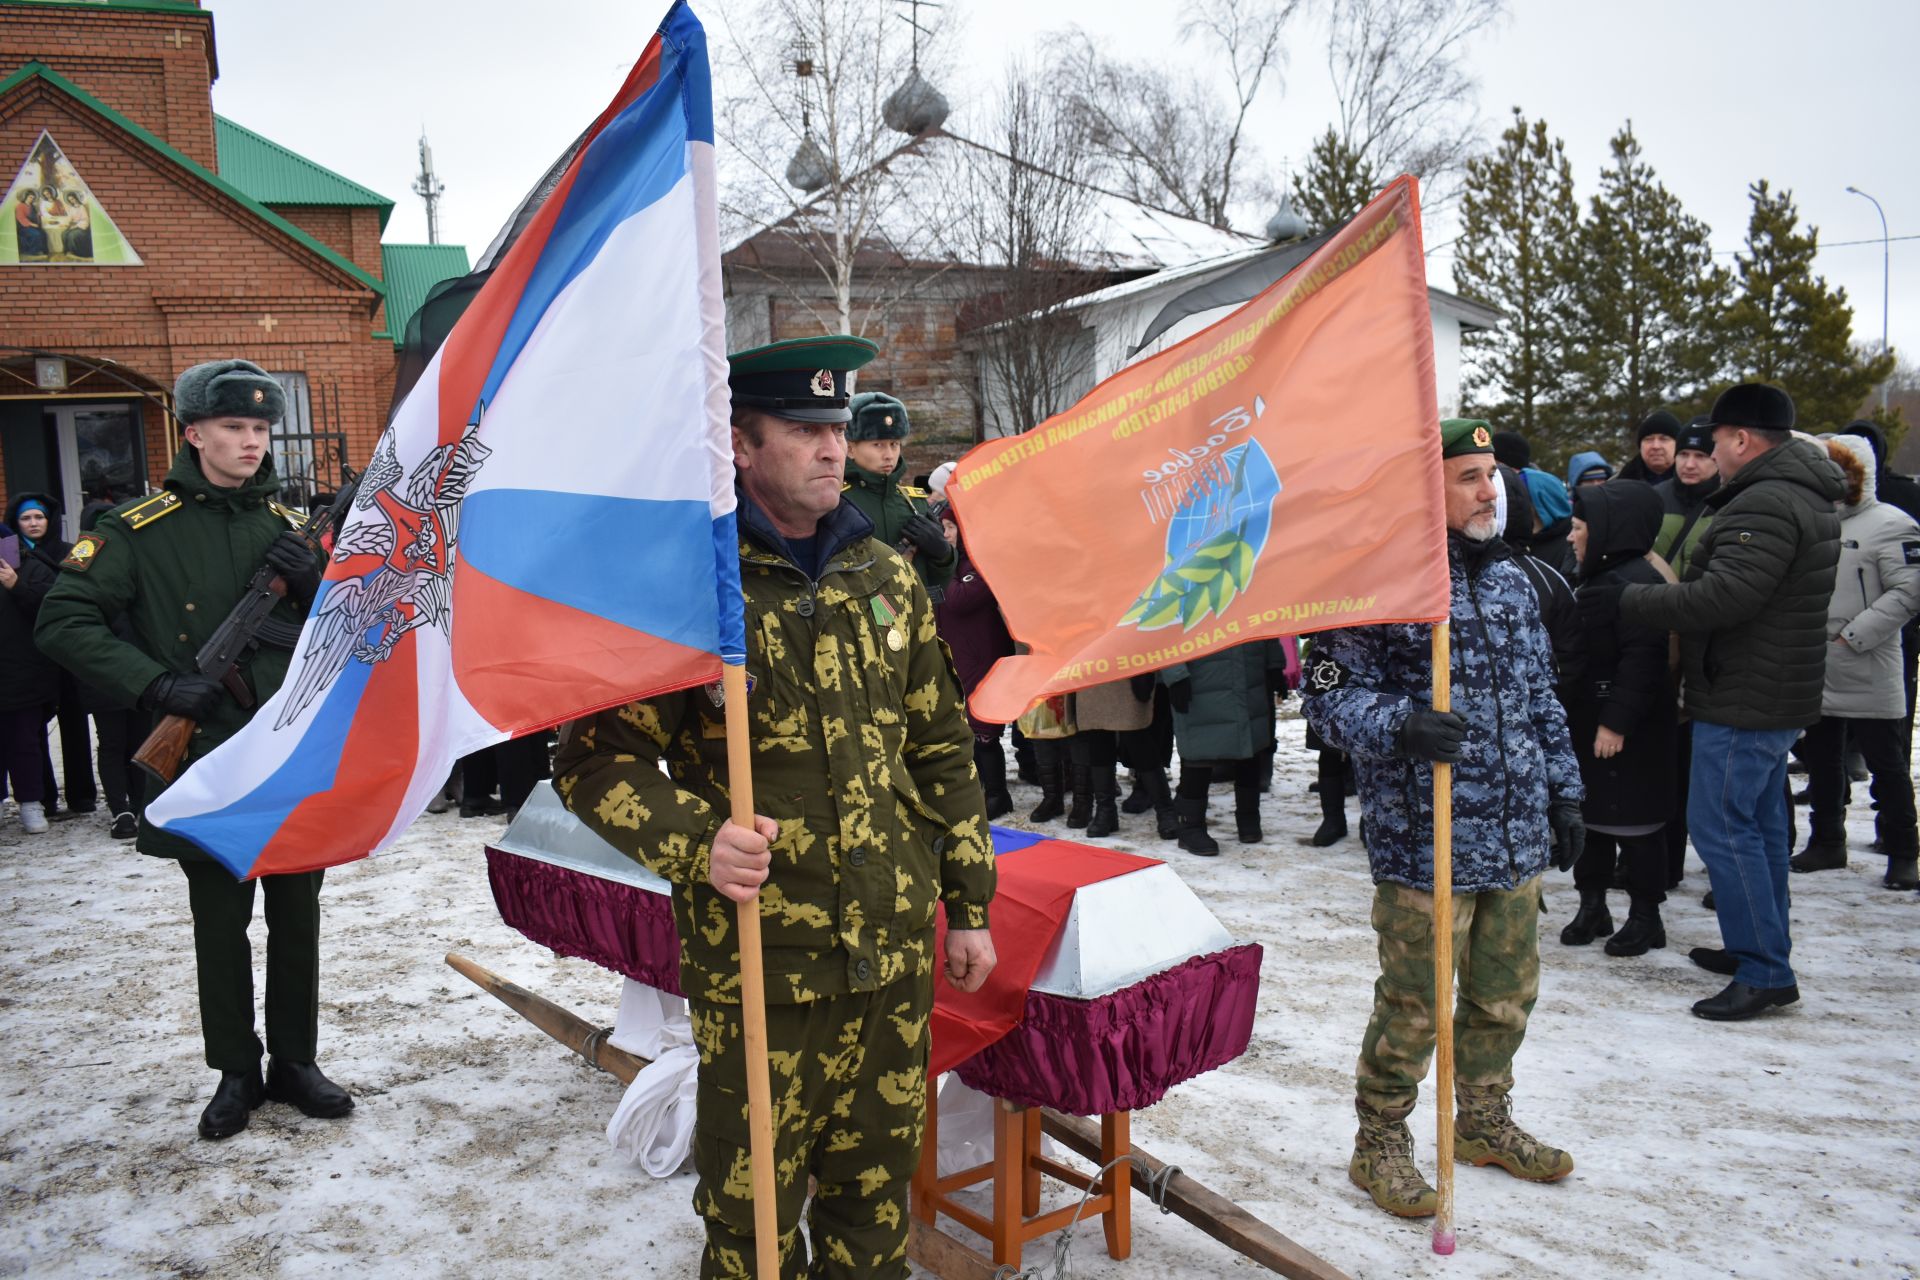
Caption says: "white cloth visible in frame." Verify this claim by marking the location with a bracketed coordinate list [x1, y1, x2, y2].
[605, 981, 698, 1178]
[933, 1075, 1057, 1177]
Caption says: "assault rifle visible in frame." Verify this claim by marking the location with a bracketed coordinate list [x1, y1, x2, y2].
[134, 470, 361, 784]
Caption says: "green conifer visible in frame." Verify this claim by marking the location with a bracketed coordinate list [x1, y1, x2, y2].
[1295, 127, 1379, 229]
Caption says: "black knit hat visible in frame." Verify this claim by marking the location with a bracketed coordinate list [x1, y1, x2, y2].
[1675, 417, 1714, 457]
[1636, 409, 1681, 443]
[1490, 429, 1531, 469]
[1710, 383, 1795, 434]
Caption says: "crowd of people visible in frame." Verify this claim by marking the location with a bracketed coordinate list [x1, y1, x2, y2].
[3, 342, 1914, 1262]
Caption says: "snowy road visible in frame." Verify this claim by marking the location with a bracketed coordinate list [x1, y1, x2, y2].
[3, 723, 1916, 1279]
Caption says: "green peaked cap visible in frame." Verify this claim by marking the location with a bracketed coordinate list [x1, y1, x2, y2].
[1440, 417, 1496, 459]
[728, 334, 880, 424]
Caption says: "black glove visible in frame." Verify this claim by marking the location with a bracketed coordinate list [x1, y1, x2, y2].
[1167, 678, 1193, 713]
[1129, 673, 1156, 701]
[265, 531, 323, 605]
[1578, 582, 1626, 632]
[1398, 709, 1468, 763]
[1549, 800, 1587, 872]
[900, 513, 949, 560]
[140, 672, 224, 721]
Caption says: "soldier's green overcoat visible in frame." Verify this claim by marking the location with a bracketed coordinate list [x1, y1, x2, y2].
[841, 458, 956, 591]
[35, 448, 306, 862]
[554, 493, 994, 1006]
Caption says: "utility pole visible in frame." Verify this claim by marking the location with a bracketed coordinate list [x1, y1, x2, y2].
[1846, 185, 1890, 411]
[414, 130, 445, 246]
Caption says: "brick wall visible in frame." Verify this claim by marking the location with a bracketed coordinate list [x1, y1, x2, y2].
[0, 80, 393, 497]
[0, 4, 216, 168]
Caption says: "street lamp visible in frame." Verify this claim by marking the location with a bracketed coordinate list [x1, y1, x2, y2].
[1846, 185, 1890, 411]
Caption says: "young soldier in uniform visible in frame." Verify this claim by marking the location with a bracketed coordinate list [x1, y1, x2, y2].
[841, 390, 957, 593]
[554, 335, 996, 1279]
[36, 360, 351, 1140]
[1304, 418, 1585, 1218]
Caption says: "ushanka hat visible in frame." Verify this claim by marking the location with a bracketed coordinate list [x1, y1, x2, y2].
[174, 359, 285, 425]
[848, 391, 910, 442]
[1710, 382, 1795, 434]
[728, 334, 879, 424]
[1440, 418, 1496, 459]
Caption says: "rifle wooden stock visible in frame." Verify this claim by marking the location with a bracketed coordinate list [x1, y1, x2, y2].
[132, 713, 197, 785]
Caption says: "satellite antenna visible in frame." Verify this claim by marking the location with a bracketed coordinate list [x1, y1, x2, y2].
[413, 130, 445, 245]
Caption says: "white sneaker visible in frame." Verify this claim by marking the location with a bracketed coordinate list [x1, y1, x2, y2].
[19, 801, 49, 834]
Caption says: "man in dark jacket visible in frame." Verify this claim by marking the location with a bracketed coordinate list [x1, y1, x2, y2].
[841, 391, 956, 593]
[35, 359, 349, 1139]
[1617, 409, 1680, 485]
[1305, 418, 1583, 1219]
[1586, 384, 1844, 1021]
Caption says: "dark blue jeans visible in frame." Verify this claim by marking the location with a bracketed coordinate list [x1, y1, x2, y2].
[1689, 721, 1799, 988]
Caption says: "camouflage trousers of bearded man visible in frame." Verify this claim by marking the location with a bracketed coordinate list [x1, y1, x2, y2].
[1356, 875, 1542, 1115]
[689, 976, 933, 1280]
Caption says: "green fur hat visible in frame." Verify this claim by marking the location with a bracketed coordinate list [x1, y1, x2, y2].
[174, 359, 285, 425]
[849, 391, 910, 442]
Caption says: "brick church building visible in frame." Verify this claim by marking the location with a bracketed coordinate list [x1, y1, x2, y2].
[0, 0, 467, 538]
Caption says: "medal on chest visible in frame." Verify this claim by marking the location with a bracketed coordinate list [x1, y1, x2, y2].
[869, 592, 905, 652]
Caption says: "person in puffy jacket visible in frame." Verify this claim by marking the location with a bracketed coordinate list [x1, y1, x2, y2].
[0, 501, 60, 833]
[1558, 481, 1678, 956]
[1304, 418, 1582, 1219]
[1588, 384, 1844, 1022]
[1159, 640, 1286, 854]
[1790, 435, 1920, 890]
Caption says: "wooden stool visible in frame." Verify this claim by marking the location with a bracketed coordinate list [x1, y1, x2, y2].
[912, 1087, 1132, 1270]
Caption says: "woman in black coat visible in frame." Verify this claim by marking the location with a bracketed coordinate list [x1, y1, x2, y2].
[1561, 480, 1679, 956]
[8, 492, 98, 821]
[0, 504, 61, 833]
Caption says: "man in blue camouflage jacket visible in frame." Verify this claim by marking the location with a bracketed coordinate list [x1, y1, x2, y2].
[1303, 418, 1585, 1219]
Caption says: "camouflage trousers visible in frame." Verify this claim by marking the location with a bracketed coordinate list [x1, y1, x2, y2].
[689, 976, 933, 1280]
[1356, 876, 1541, 1114]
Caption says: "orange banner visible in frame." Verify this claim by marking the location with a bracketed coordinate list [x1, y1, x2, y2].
[950, 177, 1450, 724]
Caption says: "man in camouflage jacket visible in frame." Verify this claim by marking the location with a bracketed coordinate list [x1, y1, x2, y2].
[1303, 418, 1584, 1219]
[554, 335, 995, 1279]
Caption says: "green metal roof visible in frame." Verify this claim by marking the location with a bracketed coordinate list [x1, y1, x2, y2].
[0, 61, 385, 301]
[214, 116, 394, 231]
[380, 243, 470, 349]
[0, 1, 204, 14]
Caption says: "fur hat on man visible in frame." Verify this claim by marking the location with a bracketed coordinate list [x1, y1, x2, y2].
[174, 359, 285, 426]
[1709, 383, 1795, 435]
[848, 391, 911, 442]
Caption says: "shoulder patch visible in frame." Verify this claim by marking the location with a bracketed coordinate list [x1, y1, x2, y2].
[61, 531, 107, 572]
[122, 491, 182, 530]
[268, 501, 304, 526]
[1305, 654, 1352, 695]
[898, 485, 929, 499]
[1904, 541, 1920, 565]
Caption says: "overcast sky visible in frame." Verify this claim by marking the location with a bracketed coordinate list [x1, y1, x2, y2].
[208, 0, 1918, 362]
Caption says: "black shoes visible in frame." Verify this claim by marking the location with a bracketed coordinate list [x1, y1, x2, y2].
[1692, 981, 1799, 1022]
[1309, 814, 1349, 847]
[198, 1068, 265, 1140]
[109, 811, 138, 840]
[1688, 947, 1738, 976]
[1174, 796, 1218, 857]
[265, 1059, 354, 1119]
[973, 742, 1013, 820]
[1559, 891, 1614, 946]
[1884, 856, 1918, 891]
[1604, 912, 1665, 957]
[1789, 839, 1847, 873]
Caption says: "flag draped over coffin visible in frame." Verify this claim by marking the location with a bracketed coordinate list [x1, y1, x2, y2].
[146, 2, 740, 879]
[948, 177, 1451, 724]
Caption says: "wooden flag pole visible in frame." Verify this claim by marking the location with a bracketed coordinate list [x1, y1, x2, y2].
[721, 661, 781, 1279]
[1429, 622, 1457, 1256]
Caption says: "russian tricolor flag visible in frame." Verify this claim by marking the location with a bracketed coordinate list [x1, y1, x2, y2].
[146, 2, 743, 879]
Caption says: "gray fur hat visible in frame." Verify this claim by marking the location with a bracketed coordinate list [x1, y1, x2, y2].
[174, 359, 285, 426]
[848, 391, 910, 442]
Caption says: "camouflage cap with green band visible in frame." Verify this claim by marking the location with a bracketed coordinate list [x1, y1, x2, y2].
[728, 334, 880, 424]
[1441, 417, 1496, 459]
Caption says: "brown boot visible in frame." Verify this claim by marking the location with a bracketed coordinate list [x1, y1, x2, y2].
[1454, 1084, 1573, 1181]
[1349, 1099, 1437, 1218]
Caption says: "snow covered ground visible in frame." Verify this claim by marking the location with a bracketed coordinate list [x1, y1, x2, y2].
[3, 718, 1917, 1279]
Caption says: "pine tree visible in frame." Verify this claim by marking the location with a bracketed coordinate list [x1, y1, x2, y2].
[1720, 180, 1896, 431]
[1294, 126, 1379, 229]
[1562, 123, 1728, 462]
[1452, 108, 1579, 446]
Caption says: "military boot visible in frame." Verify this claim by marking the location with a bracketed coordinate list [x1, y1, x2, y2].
[1175, 795, 1218, 856]
[1790, 837, 1847, 873]
[1604, 902, 1665, 957]
[1558, 887, 1614, 945]
[1454, 1085, 1573, 1182]
[1028, 743, 1066, 823]
[974, 741, 1013, 820]
[1349, 1099, 1437, 1218]
[1065, 761, 1093, 829]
